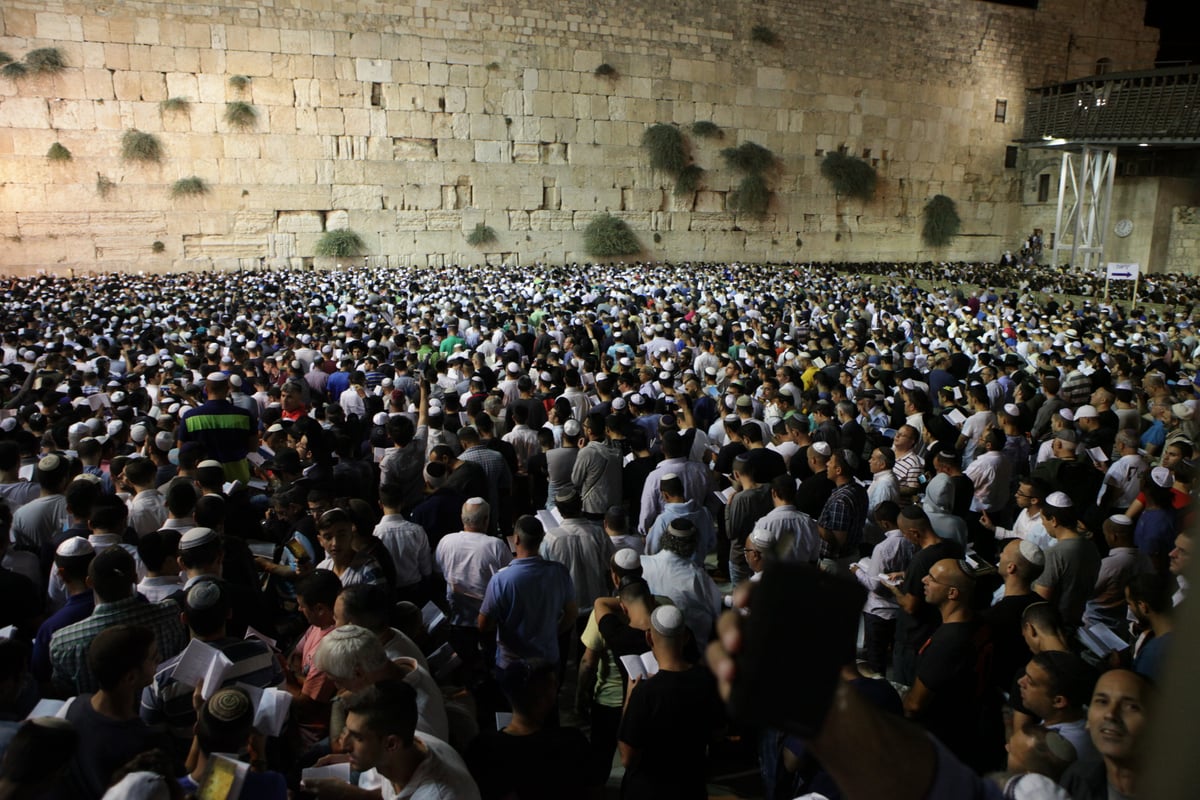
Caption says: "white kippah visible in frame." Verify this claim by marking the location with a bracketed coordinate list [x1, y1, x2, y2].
[1108, 514, 1133, 527]
[197, 459, 223, 470]
[812, 441, 832, 456]
[179, 527, 218, 551]
[465, 497, 485, 506]
[1045, 491, 1073, 508]
[650, 605, 686, 637]
[38, 454, 63, 472]
[660, 472, 679, 482]
[748, 527, 774, 549]
[186, 580, 223, 610]
[614, 548, 640, 570]
[1018, 539, 1044, 567]
[1151, 466, 1173, 488]
[56, 536, 94, 558]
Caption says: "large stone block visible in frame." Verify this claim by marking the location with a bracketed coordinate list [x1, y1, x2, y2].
[355, 58, 393, 83]
[474, 140, 511, 164]
[36, 12, 84, 41]
[226, 50, 273, 77]
[276, 211, 324, 233]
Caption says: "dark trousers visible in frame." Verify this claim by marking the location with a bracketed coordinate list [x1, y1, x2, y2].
[861, 612, 897, 676]
[589, 701, 623, 784]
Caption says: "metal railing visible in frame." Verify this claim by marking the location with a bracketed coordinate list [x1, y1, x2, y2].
[1021, 66, 1200, 144]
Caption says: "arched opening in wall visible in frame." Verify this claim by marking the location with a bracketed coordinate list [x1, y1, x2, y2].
[1095, 57, 1113, 75]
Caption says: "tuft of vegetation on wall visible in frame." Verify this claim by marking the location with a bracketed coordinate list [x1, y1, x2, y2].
[224, 101, 257, 130]
[466, 223, 498, 247]
[750, 25, 779, 46]
[691, 121, 721, 139]
[922, 194, 962, 248]
[820, 151, 878, 201]
[594, 63, 617, 78]
[674, 164, 705, 196]
[25, 48, 68, 74]
[729, 173, 771, 219]
[170, 176, 209, 198]
[315, 229, 365, 258]
[227, 74, 251, 91]
[96, 174, 116, 198]
[642, 124, 688, 174]
[121, 130, 163, 163]
[160, 97, 191, 113]
[583, 213, 640, 257]
[47, 142, 72, 161]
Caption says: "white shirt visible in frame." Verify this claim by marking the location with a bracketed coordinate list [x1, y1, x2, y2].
[127, 489, 167, 536]
[434, 531, 512, 601]
[339, 386, 366, 419]
[639, 551, 722, 644]
[753, 504, 822, 563]
[995, 508, 1054, 551]
[362, 734, 480, 799]
[540, 518, 614, 612]
[1103, 453, 1148, 508]
[853, 528, 916, 620]
[964, 450, 1012, 511]
[374, 514, 433, 588]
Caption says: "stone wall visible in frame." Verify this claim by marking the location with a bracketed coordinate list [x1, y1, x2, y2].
[1168, 207, 1200, 273]
[0, 0, 1160, 274]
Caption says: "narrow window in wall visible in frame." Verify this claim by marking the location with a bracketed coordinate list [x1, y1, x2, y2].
[1037, 173, 1051, 203]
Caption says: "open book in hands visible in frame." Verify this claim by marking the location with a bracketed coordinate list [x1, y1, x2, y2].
[619, 651, 660, 681]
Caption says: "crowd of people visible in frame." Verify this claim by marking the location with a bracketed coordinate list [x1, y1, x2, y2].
[0, 258, 1194, 800]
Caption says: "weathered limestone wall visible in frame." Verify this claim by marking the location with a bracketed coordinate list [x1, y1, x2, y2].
[1168, 207, 1200, 273]
[0, 0, 1159, 274]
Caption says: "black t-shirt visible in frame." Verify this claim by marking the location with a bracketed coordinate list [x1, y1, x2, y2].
[745, 447, 787, 484]
[915, 620, 980, 751]
[465, 727, 594, 800]
[61, 695, 158, 800]
[598, 614, 701, 681]
[980, 593, 1039, 692]
[897, 540, 963, 647]
[623, 455, 661, 516]
[618, 665, 724, 800]
[796, 473, 834, 519]
[0, 566, 40, 635]
[713, 442, 747, 477]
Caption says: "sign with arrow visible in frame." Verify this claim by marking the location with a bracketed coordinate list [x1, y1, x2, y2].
[1106, 262, 1139, 281]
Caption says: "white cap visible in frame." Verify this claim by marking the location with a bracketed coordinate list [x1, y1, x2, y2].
[179, 527, 218, 551]
[56, 536, 94, 558]
[1151, 466, 1173, 488]
[563, 419, 582, 437]
[130, 424, 150, 444]
[154, 431, 175, 451]
[612, 397, 627, 410]
[1018, 539, 1044, 567]
[207, 371, 228, 383]
[1073, 404, 1098, 420]
[748, 527, 774, 550]
[812, 441, 832, 456]
[614, 548, 641, 570]
[650, 605, 686, 637]
[197, 459, 223, 470]
[1045, 491, 1073, 508]
[1003, 403, 1020, 418]
[1107, 513, 1134, 527]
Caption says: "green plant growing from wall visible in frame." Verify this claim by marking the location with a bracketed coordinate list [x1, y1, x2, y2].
[121, 130, 163, 163]
[642, 124, 688, 174]
[691, 120, 721, 139]
[584, 213, 640, 257]
[170, 176, 208, 198]
[820, 151, 877, 201]
[224, 101, 257, 130]
[228, 74, 251, 91]
[25, 48, 67, 74]
[719, 141, 778, 220]
[675, 164, 705, 196]
[151, 240, 165, 253]
[721, 141, 776, 173]
[0, 52, 12, 65]
[729, 173, 771, 219]
[160, 97, 191, 113]
[751, 25, 779, 46]
[922, 194, 962, 248]
[594, 63, 617, 78]
[96, 174, 116, 197]
[1, 61, 28, 80]
[466, 223, 498, 247]
[46, 142, 72, 161]
[486, 62, 501, 71]
[315, 229, 365, 258]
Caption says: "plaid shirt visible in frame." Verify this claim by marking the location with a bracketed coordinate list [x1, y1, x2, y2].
[817, 482, 868, 558]
[49, 596, 188, 695]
